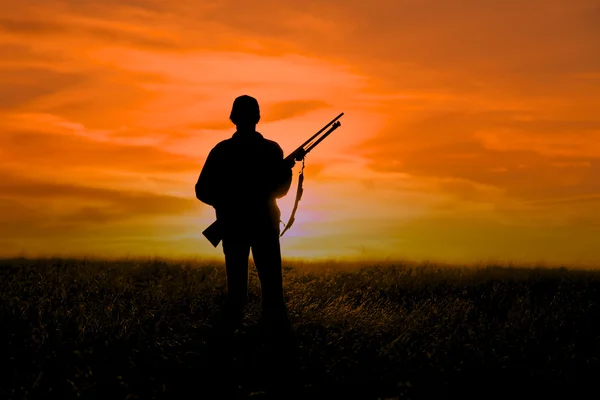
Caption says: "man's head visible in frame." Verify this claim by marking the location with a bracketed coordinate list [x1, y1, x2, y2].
[229, 95, 260, 127]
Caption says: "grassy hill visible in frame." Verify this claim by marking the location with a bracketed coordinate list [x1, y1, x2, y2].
[1, 257, 599, 399]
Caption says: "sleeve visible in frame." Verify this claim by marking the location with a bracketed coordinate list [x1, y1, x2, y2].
[272, 145, 293, 199]
[195, 146, 221, 206]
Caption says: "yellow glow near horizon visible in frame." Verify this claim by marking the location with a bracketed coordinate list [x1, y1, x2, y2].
[1, 0, 599, 266]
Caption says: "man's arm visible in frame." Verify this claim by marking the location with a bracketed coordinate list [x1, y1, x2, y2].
[195, 147, 220, 206]
[272, 145, 293, 199]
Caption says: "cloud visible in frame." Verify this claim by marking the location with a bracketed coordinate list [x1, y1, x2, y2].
[59, 0, 177, 16]
[175, 0, 600, 100]
[0, 172, 197, 211]
[25, 188, 192, 217]
[0, 67, 88, 109]
[368, 139, 600, 200]
[0, 13, 181, 51]
[352, 106, 600, 203]
[0, 172, 200, 241]
[263, 99, 331, 122]
[527, 194, 600, 206]
[0, 19, 68, 35]
[0, 129, 200, 173]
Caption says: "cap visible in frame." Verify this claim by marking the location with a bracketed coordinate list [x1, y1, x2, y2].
[229, 95, 260, 125]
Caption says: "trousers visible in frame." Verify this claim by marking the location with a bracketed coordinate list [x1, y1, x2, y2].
[221, 225, 287, 319]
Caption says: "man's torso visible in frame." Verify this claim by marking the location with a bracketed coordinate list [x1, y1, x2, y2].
[210, 131, 283, 232]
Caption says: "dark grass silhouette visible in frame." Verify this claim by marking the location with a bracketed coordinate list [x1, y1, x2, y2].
[1, 258, 599, 399]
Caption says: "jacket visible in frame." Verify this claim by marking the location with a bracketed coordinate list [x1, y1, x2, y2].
[195, 130, 293, 233]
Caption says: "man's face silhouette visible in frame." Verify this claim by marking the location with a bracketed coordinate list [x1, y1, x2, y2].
[230, 95, 260, 128]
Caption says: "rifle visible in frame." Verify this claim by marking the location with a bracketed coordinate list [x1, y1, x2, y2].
[202, 112, 344, 247]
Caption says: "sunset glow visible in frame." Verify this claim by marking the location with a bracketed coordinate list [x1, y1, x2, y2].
[1, 0, 599, 265]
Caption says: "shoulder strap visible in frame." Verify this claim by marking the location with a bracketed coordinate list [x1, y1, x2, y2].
[280, 158, 305, 237]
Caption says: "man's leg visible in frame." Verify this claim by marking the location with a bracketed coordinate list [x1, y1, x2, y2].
[222, 236, 251, 324]
[251, 231, 289, 326]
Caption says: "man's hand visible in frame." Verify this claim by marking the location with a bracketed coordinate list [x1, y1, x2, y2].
[283, 158, 296, 169]
[293, 148, 306, 161]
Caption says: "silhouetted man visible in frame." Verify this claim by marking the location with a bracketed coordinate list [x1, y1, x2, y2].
[195, 95, 295, 332]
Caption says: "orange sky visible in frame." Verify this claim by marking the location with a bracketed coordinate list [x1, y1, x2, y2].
[1, 0, 599, 265]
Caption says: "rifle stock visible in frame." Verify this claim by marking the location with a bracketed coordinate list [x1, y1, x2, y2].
[202, 220, 223, 248]
[201, 112, 344, 248]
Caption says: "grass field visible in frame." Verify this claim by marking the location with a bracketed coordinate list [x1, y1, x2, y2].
[1, 257, 599, 399]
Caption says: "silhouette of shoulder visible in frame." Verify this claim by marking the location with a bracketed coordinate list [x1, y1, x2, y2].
[261, 137, 284, 157]
[210, 133, 283, 159]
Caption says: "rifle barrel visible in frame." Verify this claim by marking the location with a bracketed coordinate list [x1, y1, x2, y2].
[304, 121, 341, 154]
[298, 112, 344, 151]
